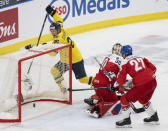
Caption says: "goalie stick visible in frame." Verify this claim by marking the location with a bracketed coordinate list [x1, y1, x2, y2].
[94, 57, 144, 113]
[94, 57, 114, 82]
[68, 87, 107, 91]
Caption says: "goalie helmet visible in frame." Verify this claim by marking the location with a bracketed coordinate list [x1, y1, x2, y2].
[112, 43, 122, 56]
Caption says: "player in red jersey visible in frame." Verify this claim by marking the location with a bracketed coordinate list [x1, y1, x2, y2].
[85, 43, 123, 118]
[111, 45, 159, 127]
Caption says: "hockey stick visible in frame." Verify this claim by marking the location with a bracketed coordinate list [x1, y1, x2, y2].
[129, 102, 145, 113]
[94, 57, 114, 82]
[27, 14, 48, 74]
[95, 57, 145, 113]
[118, 94, 145, 113]
[68, 87, 107, 91]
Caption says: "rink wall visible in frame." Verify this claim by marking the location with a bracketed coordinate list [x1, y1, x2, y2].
[0, 0, 168, 55]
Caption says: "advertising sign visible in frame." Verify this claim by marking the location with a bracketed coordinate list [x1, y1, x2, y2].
[0, 8, 18, 43]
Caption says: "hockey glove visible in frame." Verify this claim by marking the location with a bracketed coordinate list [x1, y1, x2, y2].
[46, 5, 56, 17]
[121, 80, 134, 90]
[117, 86, 126, 94]
[106, 84, 118, 93]
[25, 44, 33, 50]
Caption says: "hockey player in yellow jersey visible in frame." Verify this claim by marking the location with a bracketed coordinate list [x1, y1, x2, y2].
[46, 5, 93, 93]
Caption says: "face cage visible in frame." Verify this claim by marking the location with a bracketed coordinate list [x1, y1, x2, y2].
[112, 44, 122, 56]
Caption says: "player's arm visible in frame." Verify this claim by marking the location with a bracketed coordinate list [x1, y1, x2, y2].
[46, 5, 63, 23]
[143, 58, 156, 73]
[107, 65, 127, 93]
[53, 12, 63, 23]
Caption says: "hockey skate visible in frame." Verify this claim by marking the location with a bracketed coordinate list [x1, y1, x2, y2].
[86, 107, 100, 118]
[144, 112, 160, 125]
[116, 117, 132, 128]
[58, 80, 68, 94]
[84, 98, 98, 106]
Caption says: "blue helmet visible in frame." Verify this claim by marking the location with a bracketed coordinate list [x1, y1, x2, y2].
[121, 45, 132, 56]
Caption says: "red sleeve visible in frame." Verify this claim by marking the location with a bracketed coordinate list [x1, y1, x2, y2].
[143, 58, 156, 73]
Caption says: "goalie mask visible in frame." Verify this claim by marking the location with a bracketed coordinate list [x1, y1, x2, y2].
[112, 43, 122, 56]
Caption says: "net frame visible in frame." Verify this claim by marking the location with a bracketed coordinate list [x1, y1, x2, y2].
[0, 44, 72, 122]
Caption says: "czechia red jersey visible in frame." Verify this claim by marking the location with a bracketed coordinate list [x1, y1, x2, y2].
[114, 55, 156, 87]
[93, 54, 122, 86]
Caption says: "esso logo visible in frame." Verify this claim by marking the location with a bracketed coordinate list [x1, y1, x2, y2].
[48, 0, 70, 24]
[54, 5, 67, 15]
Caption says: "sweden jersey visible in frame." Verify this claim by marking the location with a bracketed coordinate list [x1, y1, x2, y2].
[51, 12, 83, 64]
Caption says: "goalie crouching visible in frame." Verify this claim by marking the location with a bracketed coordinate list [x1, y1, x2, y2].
[85, 43, 124, 118]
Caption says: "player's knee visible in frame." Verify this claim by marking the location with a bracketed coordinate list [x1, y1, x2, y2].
[50, 66, 60, 76]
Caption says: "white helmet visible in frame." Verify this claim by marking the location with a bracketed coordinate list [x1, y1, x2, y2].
[112, 43, 122, 56]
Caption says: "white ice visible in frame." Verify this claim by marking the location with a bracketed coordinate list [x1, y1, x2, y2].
[0, 19, 168, 131]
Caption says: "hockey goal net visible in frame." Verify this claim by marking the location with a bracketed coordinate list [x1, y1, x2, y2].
[0, 43, 72, 122]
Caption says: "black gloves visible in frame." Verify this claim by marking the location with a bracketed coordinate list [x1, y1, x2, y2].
[46, 5, 56, 17]
[106, 84, 118, 93]
[25, 44, 33, 50]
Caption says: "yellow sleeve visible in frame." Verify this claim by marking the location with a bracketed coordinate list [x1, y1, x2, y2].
[48, 51, 58, 56]
[53, 12, 63, 23]
[51, 13, 83, 64]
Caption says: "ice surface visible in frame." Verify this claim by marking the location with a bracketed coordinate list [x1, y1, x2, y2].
[0, 19, 168, 131]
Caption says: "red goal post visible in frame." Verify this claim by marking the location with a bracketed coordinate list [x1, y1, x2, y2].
[0, 44, 72, 122]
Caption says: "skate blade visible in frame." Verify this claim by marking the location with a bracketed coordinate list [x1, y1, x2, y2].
[116, 125, 132, 128]
[144, 121, 160, 125]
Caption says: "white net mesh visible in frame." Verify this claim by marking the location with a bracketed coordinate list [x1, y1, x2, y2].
[0, 43, 72, 122]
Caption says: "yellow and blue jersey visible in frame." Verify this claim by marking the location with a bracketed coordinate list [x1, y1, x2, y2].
[51, 12, 83, 64]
